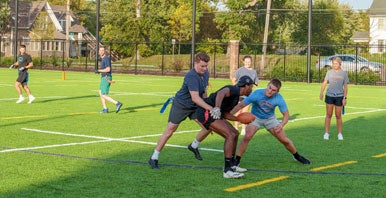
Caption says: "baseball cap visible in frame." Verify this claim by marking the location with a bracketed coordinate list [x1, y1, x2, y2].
[236, 75, 256, 87]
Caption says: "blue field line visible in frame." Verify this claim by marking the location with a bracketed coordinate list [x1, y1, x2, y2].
[3, 147, 385, 178]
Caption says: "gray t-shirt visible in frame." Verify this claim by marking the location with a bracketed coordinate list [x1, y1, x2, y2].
[234, 67, 259, 84]
[324, 69, 349, 97]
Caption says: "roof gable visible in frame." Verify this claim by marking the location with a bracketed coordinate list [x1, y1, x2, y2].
[369, 0, 386, 16]
[10, 0, 46, 29]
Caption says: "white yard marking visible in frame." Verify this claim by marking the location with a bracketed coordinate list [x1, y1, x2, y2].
[0, 96, 66, 101]
[2, 107, 384, 154]
[0, 128, 223, 153]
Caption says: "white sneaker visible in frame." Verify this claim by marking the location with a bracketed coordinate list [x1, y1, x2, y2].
[16, 96, 25, 104]
[338, 133, 343, 140]
[232, 165, 247, 173]
[223, 170, 244, 179]
[240, 129, 246, 135]
[323, 133, 329, 140]
[28, 95, 35, 104]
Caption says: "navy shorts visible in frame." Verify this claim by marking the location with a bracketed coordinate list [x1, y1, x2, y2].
[168, 100, 197, 124]
[325, 95, 343, 106]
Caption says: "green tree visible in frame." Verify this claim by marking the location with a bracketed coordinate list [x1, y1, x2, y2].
[0, 1, 11, 36]
[30, 11, 55, 39]
[290, 0, 359, 54]
[214, 0, 256, 41]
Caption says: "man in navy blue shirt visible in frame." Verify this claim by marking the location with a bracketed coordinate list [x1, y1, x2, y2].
[96, 46, 122, 113]
[148, 52, 216, 170]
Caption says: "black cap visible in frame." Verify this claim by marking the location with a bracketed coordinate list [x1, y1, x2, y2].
[236, 76, 256, 87]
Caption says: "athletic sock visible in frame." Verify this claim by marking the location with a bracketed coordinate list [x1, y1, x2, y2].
[151, 150, 160, 160]
[191, 139, 200, 149]
[235, 155, 242, 166]
[224, 157, 233, 172]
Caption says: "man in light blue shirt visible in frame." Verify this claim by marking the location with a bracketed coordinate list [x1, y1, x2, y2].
[230, 78, 311, 172]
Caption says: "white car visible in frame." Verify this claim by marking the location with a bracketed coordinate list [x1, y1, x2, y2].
[315, 54, 384, 74]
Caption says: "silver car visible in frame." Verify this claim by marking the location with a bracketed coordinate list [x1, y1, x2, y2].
[315, 54, 384, 73]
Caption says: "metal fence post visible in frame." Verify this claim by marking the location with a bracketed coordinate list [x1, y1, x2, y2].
[213, 43, 216, 78]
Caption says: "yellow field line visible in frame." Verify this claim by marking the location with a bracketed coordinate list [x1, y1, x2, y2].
[372, 153, 386, 158]
[1, 115, 48, 120]
[311, 161, 357, 172]
[69, 112, 97, 115]
[224, 176, 289, 192]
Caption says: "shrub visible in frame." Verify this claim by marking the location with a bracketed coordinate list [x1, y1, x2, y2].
[171, 59, 184, 72]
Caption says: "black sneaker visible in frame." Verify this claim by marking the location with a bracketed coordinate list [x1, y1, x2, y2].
[188, 144, 203, 160]
[294, 155, 311, 164]
[148, 158, 159, 169]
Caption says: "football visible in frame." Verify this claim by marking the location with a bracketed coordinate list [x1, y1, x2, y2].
[237, 112, 255, 124]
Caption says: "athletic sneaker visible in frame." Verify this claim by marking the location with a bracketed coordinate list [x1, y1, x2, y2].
[232, 165, 247, 173]
[28, 95, 35, 104]
[148, 158, 159, 169]
[338, 133, 344, 140]
[100, 108, 108, 113]
[323, 133, 329, 140]
[294, 154, 311, 164]
[16, 96, 25, 104]
[223, 170, 244, 179]
[188, 144, 203, 160]
[115, 102, 123, 113]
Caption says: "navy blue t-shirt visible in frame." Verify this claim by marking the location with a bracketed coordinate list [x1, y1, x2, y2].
[173, 69, 209, 108]
[100, 55, 112, 77]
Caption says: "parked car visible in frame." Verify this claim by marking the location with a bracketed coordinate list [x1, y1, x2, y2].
[315, 54, 384, 74]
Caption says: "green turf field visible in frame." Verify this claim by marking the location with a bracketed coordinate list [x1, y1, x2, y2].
[1, 68, 385, 197]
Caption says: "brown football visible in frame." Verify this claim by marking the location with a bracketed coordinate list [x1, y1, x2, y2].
[237, 112, 255, 124]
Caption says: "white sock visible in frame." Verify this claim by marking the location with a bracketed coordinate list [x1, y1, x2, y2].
[19, 95, 23, 98]
[191, 139, 200, 149]
[151, 150, 160, 160]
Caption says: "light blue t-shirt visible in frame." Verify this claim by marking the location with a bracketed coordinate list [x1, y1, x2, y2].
[243, 88, 288, 119]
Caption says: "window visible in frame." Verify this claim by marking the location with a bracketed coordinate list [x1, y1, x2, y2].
[0, 37, 7, 52]
[379, 19, 385, 30]
[378, 40, 385, 53]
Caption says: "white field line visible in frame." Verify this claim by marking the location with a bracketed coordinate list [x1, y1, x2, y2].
[288, 108, 386, 123]
[2, 108, 385, 153]
[0, 96, 66, 101]
[0, 128, 222, 153]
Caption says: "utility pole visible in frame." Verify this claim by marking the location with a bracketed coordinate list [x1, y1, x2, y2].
[136, 0, 140, 61]
[191, 0, 196, 68]
[95, 0, 100, 70]
[260, 0, 271, 76]
[307, 0, 312, 83]
[66, 0, 70, 59]
[13, 0, 19, 62]
[63, 0, 70, 80]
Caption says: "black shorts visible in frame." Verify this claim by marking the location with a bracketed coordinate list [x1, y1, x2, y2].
[325, 95, 343, 106]
[196, 108, 215, 130]
[168, 100, 197, 124]
[16, 71, 28, 84]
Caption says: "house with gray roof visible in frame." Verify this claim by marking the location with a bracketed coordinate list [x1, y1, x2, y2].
[2, 0, 95, 59]
[351, 0, 386, 54]
[368, 0, 386, 54]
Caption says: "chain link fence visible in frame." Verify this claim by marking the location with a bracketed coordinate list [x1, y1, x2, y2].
[1, 38, 385, 85]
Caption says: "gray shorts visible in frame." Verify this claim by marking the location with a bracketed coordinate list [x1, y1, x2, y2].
[250, 115, 280, 130]
[168, 100, 197, 124]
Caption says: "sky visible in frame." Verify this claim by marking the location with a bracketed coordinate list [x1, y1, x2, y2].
[338, 0, 373, 10]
